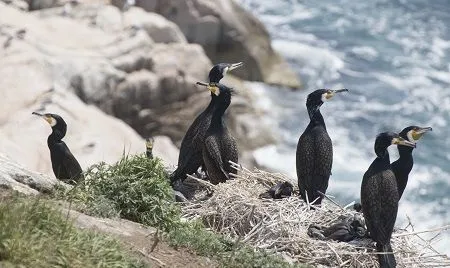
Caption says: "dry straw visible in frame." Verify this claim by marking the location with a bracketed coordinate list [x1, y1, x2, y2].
[181, 162, 450, 268]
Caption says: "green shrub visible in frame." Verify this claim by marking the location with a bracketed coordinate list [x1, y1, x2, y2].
[0, 196, 145, 268]
[54, 154, 180, 232]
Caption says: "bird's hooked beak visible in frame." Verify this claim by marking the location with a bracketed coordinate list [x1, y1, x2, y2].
[393, 137, 416, 148]
[322, 88, 348, 101]
[32, 111, 56, 126]
[411, 126, 432, 141]
[196, 81, 220, 96]
[227, 62, 244, 72]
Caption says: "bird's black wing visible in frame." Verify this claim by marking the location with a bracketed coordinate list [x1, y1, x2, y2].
[59, 142, 83, 183]
[178, 112, 210, 164]
[222, 131, 238, 176]
[296, 131, 315, 199]
[361, 169, 398, 245]
[203, 135, 229, 184]
[296, 126, 332, 202]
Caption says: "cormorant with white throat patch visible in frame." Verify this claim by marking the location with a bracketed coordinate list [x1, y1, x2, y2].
[33, 112, 83, 185]
[391, 126, 432, 200]
[296, 88, 348, 205]
[361, 132, 415, 268]
[170, 62, 243, 184]
[196, 82, 238, 184]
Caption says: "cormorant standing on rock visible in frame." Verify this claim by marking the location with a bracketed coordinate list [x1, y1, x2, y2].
[33, 112, 83, 185]
[296, 88, 348, 205]
[197, 82, 238, 184]
[391, 126, 432, 200]
[361, 132, 415, 268]
[145, 137, 155, 159]
[170, 62, 243, 184]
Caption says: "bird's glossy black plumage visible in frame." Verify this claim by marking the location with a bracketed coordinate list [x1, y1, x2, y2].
[296, 88, 348, 205]
[170, 62, 243, 184]
[361, 132, 415, 268]
[201, 83, 238, 184]
[33, 112, 83, 185]
[391, 126, 432, 200]
[307, 214, 366, 242]
[208, 62, 243, 84]
[259, 181, 294, 199]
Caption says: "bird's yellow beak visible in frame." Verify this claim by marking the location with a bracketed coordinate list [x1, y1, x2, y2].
[324, 89, 348, 100]
[32, 112, 56, 126]
[228, 62, 244, 72]
[392, 137, 416, 148]
[196, 81, 220, 96]
[411, 127, 432, 141]
[207, 85, 220, 96]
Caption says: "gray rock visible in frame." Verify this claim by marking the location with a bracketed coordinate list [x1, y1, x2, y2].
[124, 7, 186, 43]
[0, 2, 275, 174]
[1, 0, 29, 10]
[0, 154, 59, 195]
[27, 0, 57, 10]
[136, 0, 301, 89]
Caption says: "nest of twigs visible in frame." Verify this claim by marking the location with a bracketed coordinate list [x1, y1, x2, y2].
[180, 162, 450, 267]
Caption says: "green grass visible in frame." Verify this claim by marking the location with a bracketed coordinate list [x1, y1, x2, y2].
[52, 154, 306, 268]
[54, 154, 180, 232]
[0, 195, 146, 268]
[168, 221, 308, 268]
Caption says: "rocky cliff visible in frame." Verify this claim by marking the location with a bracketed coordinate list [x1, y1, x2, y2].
[0, 0, 297, 181]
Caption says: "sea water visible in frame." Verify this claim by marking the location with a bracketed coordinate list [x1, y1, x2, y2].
[238, 0, 450, 254]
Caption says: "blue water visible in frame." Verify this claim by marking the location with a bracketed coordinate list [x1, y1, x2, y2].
[238, 0, 450, 254]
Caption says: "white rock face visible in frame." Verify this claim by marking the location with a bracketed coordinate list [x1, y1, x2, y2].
[0, 153, 58, 195]
[0, 3, 179, 179]
[124, 7, 187, 43]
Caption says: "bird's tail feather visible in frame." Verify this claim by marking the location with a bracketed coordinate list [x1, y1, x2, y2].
[376, 243, 396, 268]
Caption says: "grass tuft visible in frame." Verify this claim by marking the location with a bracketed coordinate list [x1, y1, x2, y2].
[54, 154, 180, 232]
[51, 154, 306, 268]
[0, 195, 145, 268]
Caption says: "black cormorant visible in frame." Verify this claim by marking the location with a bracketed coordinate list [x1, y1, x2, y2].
[33, 112, 83, 185]
[145, 137, 155, 159]
[170, 62, 243, 184]
[197, 82, 238, 184]
[296, 88, 348, 205]
[361, 132, 415, 268]
[391, 126, 432, 200]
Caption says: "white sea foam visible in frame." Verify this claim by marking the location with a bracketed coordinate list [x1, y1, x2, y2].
[239, 0, 450, 255]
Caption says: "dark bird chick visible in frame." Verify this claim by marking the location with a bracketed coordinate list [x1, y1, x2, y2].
[391, 126, 432, 200]
[296, 88, 348, 205]
[33, 112, 83, 185]
[259, 181, 294, 199]
[170, 62, 243, 184]
[197, 82, 238, 184]
[307, 214, 366, 242]
[361, 132, 415, 268]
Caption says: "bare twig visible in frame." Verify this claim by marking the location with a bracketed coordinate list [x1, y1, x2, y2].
[179, 163, 450, 268]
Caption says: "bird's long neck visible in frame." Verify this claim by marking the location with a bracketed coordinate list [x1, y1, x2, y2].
[398, 145, 414, 160]
[375, 147, 391, 166]
[47, 129, 65, 146]
[205, 95, 217, 113]
[211, 93, 231, 126]
[307, 106, 326, 129]
[394, 145, 414, 175]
